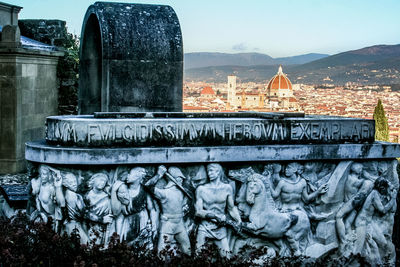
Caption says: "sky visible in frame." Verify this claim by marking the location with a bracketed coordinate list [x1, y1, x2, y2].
[10, 0, 400, 57]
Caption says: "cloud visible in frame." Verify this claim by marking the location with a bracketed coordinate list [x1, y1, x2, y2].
[232, 43, 248, 51]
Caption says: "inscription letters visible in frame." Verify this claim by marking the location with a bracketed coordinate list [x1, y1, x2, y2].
[48, 120, 374, 145]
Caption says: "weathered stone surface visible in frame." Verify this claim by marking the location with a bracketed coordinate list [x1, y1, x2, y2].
[45, 113, 375, 147]
[0, 25, 21, 48]
[26, 140, 400, 165]
[78, 2, 183, 114]
[25, 160, 399, 264]
[25, 109, 400, 264]
[24, 110, 400, 264]
[0, 48, 61, 174]
[0, 2, 22, 27]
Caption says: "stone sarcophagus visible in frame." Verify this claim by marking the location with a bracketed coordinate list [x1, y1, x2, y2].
[25, 112, 400, 264]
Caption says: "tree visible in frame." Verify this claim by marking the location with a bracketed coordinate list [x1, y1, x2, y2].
[373, 99, 389, 142]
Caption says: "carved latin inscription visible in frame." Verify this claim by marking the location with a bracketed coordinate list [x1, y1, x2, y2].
[46, 119, 374, 146]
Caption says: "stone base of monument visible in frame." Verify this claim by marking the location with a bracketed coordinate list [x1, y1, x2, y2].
[24, 112, 400, 264]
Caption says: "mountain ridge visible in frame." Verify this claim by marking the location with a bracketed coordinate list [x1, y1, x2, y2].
[184, 44, 400, 85]
[184, 52, 329, 69]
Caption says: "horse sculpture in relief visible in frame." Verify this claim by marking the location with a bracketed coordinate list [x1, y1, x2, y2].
[234, 173, 309, 256]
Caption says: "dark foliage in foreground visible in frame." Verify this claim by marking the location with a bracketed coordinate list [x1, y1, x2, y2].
[0, 214, 388, 266]
[57, 32, 79, 115]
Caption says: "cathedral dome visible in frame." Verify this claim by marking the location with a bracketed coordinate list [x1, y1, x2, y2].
[200, 86, 215, 95]
[266, 65, 292, 90]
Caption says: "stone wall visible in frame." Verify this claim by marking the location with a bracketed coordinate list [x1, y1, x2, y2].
[0, 49, 61, 173]
[19, 19, 79, 115]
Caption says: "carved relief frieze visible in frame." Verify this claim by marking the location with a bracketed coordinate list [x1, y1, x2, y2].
[27, 160, 398, 263]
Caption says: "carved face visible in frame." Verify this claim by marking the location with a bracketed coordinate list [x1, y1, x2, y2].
[63, 173, 78, 192]
[94, 176, 107, 190]
[117, 184, 130, 205]
[285, 163, 297, 177]
[378, 185, 388, 196]
[39, 166, 50, 183]
[351, 163, 363, 175]
[207, 164, 221, 181]
[127, 168, 146, 183]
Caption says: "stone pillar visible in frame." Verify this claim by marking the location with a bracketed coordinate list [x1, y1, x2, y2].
[0, 47, 62, 173]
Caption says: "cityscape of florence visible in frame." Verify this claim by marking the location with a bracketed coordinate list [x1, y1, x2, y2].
[183, 66, 400, 142]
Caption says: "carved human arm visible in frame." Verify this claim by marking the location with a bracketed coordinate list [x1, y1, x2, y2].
[31, 177, 41, 196]
[195, 187, 208, 219]
[302, 182, 328, 203]
[270, 180, 282, 199]
[87, 212, 100, 222]
[145, 165, 167, 188]
[373, 190, 397, 214]
[76, 194, 86, 214]
[146, 194, 159, 235]
[362, 170, 379, 182]
[359, 179, 374, 196]
[227, 190, 241, 223]
[353, 177, 364, 188]
[53, 171, 65, 208]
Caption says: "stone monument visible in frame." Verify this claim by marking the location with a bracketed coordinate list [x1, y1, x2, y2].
[78, 2, 183, 114]
[25, 112, 400, 264]
[24, 2, 400, 265]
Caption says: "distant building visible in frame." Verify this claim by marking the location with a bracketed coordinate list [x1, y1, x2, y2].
[226, 75, 265, 109]
[227, 75, 237, 107]
[265, 65, 299, 111]
[225, 66, 300, 111]
[232, 91, 265, 109]
[200, 86, 216, 99]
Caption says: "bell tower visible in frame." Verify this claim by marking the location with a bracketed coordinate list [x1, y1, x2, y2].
[227, 75, 237, 107]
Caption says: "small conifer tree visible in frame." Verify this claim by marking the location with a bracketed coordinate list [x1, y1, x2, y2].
[373, 99, 389, 142]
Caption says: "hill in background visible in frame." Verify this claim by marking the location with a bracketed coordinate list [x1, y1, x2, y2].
[184, 52, 328, 69]
[184, 44, 400, 85]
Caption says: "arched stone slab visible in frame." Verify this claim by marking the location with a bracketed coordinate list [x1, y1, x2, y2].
[79, 2, 183, 114]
